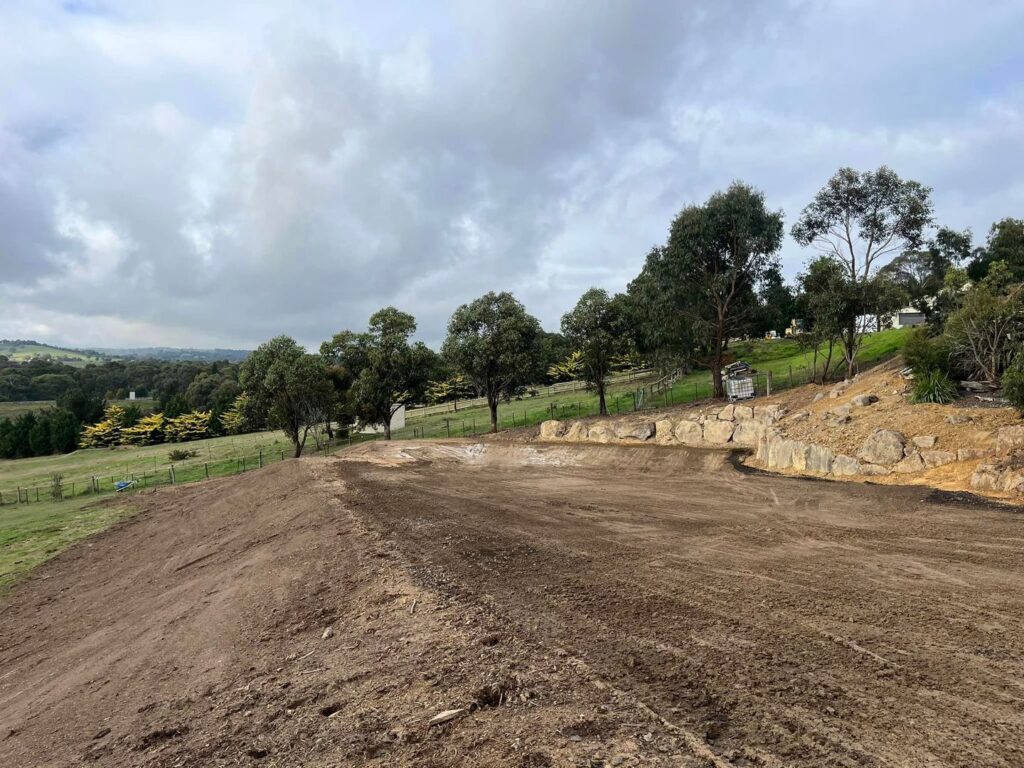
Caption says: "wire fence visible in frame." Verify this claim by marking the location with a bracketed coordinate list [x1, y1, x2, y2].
[406, 351, 903, 441]
[0, 432, 383, 509]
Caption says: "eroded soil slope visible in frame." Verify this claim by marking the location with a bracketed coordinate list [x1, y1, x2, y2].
[3, 442, 1024, 767]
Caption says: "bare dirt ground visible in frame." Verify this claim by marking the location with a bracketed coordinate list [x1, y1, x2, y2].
[3, 441, 1024, 767]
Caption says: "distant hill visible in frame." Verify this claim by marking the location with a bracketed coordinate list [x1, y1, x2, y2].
[92, 347, 251, 363]
[0, 339, 112, 367]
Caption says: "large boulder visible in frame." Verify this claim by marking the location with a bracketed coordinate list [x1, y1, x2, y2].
[912, 435, 937, 450]
[857, 429, 906, 466]
[893, 452, 926, 474]
[614, 420, 655, 441]
[587, 423, 615, 443]
[806, 443, 834, 474]
[731, 420, 764, 447]
[832, 455, 860, 476]
[859, 463, 892, 476]
[654, 419, 676, 445]
[766, 437, 794, 468]
[922, 450, 956, 469]
[717, 404, 736, 421]
[733, 405, 754, 421]
[703, 419, 735, 444]
[564, 421, 589, 442]
[957, 447, 990, 462]
[789, 441, 810, 471]
[995, 426, 1024, 455]
[539, 420, 565, 440]
[822, 405, 851, 426]
[674, 419, 703, 445]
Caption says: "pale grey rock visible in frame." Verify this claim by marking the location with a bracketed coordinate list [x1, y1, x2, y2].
[587, 423, 614, 443]
[922, 450, 956, 469]
[718, 404, 736, 421]
[894, 452, 926, 474]
[614, 421, 655, 441]
[703, 419, 735, 444]
[806, 443, 834, 474]
[832, 455, 861, 476]
[857, 429, 906, 465]
[732, 420, 764, 446]
[957, 447, 990, 462]
[849, 394, 879, 407]
[673, 419, 703, 445]
[912, 435, 937, 449]
[859, 463, 892, 476]
[733, 405, 753, 421]
[564, 421, 589, 442]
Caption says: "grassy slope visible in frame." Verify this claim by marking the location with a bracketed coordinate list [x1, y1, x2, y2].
[0, 398, 158, 419]
[399, 328, 911, 437]
[0, 341, 108, 366]
[0, 495, 137, 591]
[0, 428, 300, 495]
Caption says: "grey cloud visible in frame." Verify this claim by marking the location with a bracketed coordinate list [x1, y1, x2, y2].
[1, 0, 1023, 348]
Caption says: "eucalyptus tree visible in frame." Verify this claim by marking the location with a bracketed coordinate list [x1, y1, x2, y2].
[442, 292, 540, 432]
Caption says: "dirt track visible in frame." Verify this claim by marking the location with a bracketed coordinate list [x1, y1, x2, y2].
[2, 441, 1024, 766]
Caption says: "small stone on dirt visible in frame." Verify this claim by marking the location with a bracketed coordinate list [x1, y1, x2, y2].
[428, 708, 468, 727]
[321, 626, 334, 640]
[912, 435, 937, 449]
[849, 394, 878, 407]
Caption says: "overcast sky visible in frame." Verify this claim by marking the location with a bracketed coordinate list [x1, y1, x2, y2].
[2, 0, 1023, 350]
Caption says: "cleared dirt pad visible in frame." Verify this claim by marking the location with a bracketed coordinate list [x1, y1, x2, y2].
[3, 442, 1024, 766]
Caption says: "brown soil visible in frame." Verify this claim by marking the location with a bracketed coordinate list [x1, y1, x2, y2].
[3, 442, 1024, 766]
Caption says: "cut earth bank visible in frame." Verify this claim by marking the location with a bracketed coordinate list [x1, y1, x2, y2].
[537, 359, 1024, 501]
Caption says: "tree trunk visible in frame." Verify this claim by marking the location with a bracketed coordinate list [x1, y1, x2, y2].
[383, 418, 392, 440]
[488, 395, 499, 433]
[597, 379, 607, 416]
[712, 321, 726, 398]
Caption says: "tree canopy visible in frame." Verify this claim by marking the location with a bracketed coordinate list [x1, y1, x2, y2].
[442, 292, 540, 432]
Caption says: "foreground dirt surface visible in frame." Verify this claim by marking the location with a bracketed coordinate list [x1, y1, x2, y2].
[3, 442, 1024, 767]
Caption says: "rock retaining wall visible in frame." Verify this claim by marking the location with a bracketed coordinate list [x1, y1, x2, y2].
[538, 406, 1024, 496]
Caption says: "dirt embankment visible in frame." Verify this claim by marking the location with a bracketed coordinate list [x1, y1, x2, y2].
[4, 441, 1024, 766]
[533, 358, 1024, 499]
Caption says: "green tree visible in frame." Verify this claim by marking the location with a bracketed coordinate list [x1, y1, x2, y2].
[442, 292, 541, 432]
[663, 182, 784, 397]
[944, 262, 1024, 382]
[49, 409, 80, 453]
[321, 308, 430, 440]
[878, 226, 971, 318]
[240, 336, 333, 457]
[968, 218, 1024, 282]
[28, 411, 54, 456]
[797, 256, 856, 382]
[792, 166, 933, 378]
[561, 288, 625, 415]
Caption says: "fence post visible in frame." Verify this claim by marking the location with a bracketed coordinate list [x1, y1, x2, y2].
[242, 457, 246, 472]
[767, 370, 773, 397]
[259, 449, 263, 468]
[788, 365, 793, 388]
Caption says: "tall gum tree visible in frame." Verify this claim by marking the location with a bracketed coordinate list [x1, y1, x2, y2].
[663, 182, 784, 398]
[792, 166, 933, 378]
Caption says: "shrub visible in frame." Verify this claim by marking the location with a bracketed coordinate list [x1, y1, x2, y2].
[168, 448, 199, 461]
[911, 370, 959, 404]
[903, 328, 950, 376]
[1002, 360, 1024, 414]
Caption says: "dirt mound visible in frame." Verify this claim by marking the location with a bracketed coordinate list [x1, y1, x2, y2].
[4, 442, 1024, 766]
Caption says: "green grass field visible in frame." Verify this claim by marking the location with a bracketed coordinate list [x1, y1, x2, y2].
[400, 327, 911, 438]
[0, 341, 110, 366]
[0, 495, 138, 591]
[0, 397, 158, 420]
